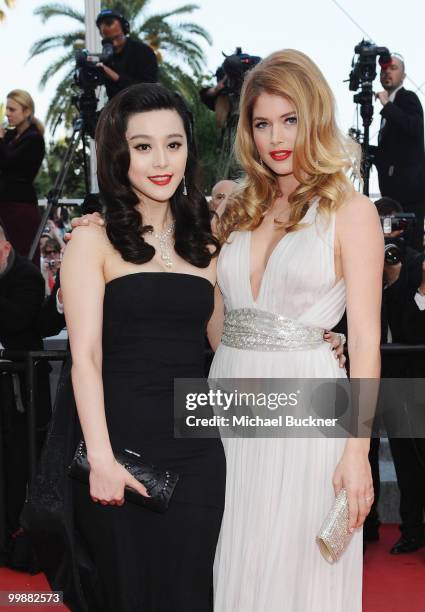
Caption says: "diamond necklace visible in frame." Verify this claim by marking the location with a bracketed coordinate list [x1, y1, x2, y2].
[150, 222, 175, 269]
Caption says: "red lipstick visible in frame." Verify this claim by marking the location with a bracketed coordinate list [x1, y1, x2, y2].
[148, 174, 173, 186]
[270, 150, 292, 161]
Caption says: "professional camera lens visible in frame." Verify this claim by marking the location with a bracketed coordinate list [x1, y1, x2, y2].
[384, 243, 401, 265]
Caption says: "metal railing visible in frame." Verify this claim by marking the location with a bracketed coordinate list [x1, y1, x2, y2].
[0, 350, 69, 488]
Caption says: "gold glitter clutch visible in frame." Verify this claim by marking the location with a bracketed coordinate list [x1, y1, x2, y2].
[316, 488, 353, 563]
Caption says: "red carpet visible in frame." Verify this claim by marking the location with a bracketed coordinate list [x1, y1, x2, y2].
[0, 525, 423, 611]
[0, 569, 67, 610]
[363, 524, 425, 612]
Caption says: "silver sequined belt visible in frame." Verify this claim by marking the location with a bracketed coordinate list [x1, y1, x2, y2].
[221, 308, 325, 352]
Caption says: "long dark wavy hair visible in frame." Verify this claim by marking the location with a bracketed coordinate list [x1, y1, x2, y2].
[95, 83, 219, 267]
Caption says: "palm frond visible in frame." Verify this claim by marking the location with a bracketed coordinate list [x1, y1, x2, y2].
[176, 22, 212, 45]
[158, 62, 199, 101]
[104, 0, 151, 22]
[144, 4, 200, 21]
[39, 49, 75, 88]
[45, 69, 77, 132]
[29, 30, 84, 59]
[34, 3, 84, 24]
[143, 29, 207, 74]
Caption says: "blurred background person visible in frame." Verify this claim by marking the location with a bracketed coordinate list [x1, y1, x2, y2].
[40, 238, 62, 296]
[0, 223, 50, 569]
[0, 90, 45, 264]
[200, 49, 261, 181]
[210, 179, 237, 216]
[41, 219, 65, 250]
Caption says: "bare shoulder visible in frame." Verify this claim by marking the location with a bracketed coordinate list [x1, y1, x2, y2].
[67, 222, 109, 251]
[62, 223, 110, 274]
[337, 192, 378, 221]
[336, 192, 380, 237]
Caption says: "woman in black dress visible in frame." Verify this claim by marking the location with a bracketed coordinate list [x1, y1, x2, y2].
[0, 90, 45, 261]
[24, 84, 225, 611]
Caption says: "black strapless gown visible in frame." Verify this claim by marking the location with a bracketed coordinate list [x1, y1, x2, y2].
[23, 273, 225, 612]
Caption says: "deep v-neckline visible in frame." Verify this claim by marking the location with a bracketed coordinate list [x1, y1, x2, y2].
[247, 202, 316, 304]
[247, 229, 292, 304]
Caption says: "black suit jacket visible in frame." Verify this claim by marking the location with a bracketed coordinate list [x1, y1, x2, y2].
[105, 37, 158, 100]
[381, 249, 425, 380]
[0, 252, 51, 428]
[0, 252, 45, 351]
[0, 124, 45, 204]
[374, 87, 425, 203]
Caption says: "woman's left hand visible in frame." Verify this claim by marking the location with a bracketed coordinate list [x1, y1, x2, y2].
[323, 331, 346, 368]
[332, 450, 374, 531]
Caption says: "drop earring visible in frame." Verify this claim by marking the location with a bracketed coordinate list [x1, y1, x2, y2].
[182, 176, 188, 196]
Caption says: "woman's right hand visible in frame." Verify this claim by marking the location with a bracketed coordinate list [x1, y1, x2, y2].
[64, 213, 104, 242]
[89, 457, 149, 506]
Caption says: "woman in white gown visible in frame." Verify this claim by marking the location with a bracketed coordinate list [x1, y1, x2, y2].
[207, 50, 383, 611]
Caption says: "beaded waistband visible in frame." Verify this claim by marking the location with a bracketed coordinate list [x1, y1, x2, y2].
[221, 308, 324, 352]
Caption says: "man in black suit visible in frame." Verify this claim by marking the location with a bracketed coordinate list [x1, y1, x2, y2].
[373, 54, 425, 252]
[0, 223, 50, 568]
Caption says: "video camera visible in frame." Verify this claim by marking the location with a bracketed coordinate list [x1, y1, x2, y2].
[71, 40, 114, 139]
[218, 47, 261, 97]
[380, 213, 416, 265]
[349, 40, 391, 96]
[74, 40, 114, 90]
[346, 40, 391, 195]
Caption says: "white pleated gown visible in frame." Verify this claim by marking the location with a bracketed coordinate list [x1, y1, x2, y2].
[210, 201, 363, 612]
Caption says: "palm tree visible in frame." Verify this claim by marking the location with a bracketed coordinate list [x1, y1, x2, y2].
[0, 0, 16, 22]
[29, 1, 212, 131]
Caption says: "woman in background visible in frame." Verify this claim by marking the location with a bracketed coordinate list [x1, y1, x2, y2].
[0, 90, 45, 262]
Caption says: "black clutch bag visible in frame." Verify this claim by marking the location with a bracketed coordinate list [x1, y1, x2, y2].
[68, 440, 179, 513]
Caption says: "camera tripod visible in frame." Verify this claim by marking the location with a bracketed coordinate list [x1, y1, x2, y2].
[348, 41, 391, 197]
[28, 89, 99, 262]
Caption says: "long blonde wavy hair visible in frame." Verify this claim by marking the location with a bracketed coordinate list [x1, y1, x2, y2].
[7, 89, 44, 135]
[218, 49, 360, 242]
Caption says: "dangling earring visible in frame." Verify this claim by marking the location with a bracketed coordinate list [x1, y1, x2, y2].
[182, 176, 188, 196]
[260, 159, 264, 167]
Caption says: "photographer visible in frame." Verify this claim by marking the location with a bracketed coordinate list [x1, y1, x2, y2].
[200, 68, 231, 129]
[365, 197, 425, 554]
[95, 9, 158, 100]
[40, 238, 62, 296]
[373, 54, 425, 251]
[200, 49, 260, 180]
